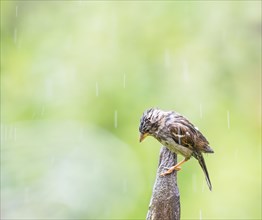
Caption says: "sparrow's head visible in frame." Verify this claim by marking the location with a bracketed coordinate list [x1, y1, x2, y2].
[139, 108, 165, 142]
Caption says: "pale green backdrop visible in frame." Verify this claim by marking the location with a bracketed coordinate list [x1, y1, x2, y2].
[1, 1, 261, 219]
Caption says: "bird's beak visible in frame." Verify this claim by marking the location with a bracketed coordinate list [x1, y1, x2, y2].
[139, 133, 149, 142]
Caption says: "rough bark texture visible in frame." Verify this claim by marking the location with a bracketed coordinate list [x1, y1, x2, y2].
[146, 146, 180, 220]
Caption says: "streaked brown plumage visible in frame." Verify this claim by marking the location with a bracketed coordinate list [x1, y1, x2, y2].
[139, 108, 214, 191]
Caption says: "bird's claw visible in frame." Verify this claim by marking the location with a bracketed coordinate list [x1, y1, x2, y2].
[160, 166, 181, 176]
[163, 166, 181, 171]
[174, 166, 181, 171]
[160, 171, 170, 176]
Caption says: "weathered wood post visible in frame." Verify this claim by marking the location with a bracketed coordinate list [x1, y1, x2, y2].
[146, 146, 180, 220]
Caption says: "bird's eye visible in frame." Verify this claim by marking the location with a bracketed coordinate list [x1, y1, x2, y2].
[145, 128, 150, 133]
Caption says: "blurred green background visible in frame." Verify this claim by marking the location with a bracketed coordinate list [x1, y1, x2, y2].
[1, 1, 261, 219]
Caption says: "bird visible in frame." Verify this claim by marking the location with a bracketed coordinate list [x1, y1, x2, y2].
[139, 108, 214, 191]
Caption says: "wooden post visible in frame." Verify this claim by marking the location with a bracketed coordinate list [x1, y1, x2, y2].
[146, 146, 180, 220]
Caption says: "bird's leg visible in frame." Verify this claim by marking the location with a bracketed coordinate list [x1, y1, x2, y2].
[160, 158, 189, 176]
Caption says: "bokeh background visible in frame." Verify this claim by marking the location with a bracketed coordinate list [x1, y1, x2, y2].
[1, 1, 261, 219]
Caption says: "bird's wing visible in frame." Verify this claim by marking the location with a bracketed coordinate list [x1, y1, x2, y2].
[169, 114, 211, 153]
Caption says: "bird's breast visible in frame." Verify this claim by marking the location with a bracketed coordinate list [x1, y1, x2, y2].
[158, 137, 193, 158]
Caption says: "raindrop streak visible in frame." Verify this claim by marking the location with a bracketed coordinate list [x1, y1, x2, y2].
[199, 104, 203, 119]
[202, 180, 205, 193]
[40, 106, 45, 116]
[14, 28, 17, 44]
[45, 79, 54, 99]
[5, 126, 8, 142]
[164, 49, 171, 69]
[123, 74, 126, 88]
[14, 127, 17, 141]
[227, 110, 230, 129]
[95, 82, 99, 96]
[182, 60, 189, 82]
[114, 110, 118, 128]
[79, 128, 84, 141]
[122, 179, 127, 193]
[1, 126, 5, 142]
[192, 173, 197, 192]
[222, 29, 227, 42]
[51, 157, 56, 167]
[16, 5, 18, 17]
[32, 112, 36, 119]
[24, 187, 29, 203]
[199, 209, 202, 220]
[0, 125, 3, 143]
[8, 126, 13, 139]
[234, 149, 239, 160]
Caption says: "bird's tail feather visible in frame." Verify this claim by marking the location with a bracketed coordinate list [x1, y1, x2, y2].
[195, 153, 212, 191]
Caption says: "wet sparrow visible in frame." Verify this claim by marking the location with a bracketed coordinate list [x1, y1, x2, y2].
[139, 108, 214, 191]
